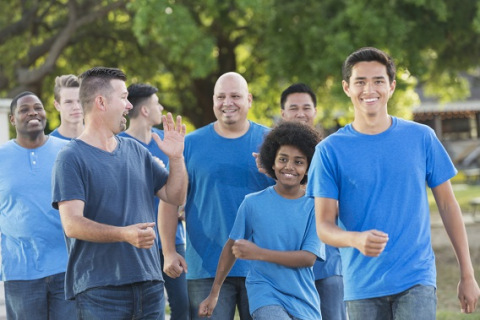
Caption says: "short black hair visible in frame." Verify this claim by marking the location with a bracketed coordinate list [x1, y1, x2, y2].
[260, 121, 321, 185]
[127, 83, 159, 119]
[78, 67, 127, 113]
[10, 91, 38, 114]
[280, 83, 316, 109]
[342, 47, 396, 84]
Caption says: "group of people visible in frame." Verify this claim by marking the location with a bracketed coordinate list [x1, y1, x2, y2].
[0, 47, 478, 320]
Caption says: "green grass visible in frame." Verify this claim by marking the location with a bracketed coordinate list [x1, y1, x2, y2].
[437, 312, 480, 320]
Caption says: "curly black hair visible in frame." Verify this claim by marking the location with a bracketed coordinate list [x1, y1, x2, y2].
[260, 121, 321, 184]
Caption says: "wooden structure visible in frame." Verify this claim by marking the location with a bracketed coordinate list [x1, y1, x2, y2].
[413, 101, 480, 141]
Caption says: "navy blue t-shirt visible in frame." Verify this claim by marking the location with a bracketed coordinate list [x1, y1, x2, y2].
[52, 137, 168, 299]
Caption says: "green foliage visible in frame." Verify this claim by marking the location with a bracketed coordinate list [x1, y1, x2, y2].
[1, 0, 480, 135]
[129, 0, 216, 78]
[423, 72, 471, 103]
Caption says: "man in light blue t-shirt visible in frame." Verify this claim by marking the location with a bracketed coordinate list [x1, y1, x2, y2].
[159, 72, 274, 320]
[307, 47, 480, 319]
[0, 91, 74, 319]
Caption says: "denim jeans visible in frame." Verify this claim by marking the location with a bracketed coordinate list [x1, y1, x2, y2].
[4, 272, 75, 320]
[188, 277, 251, 320]
[252, 305, 301, 320]
[346, 285, 436, 320]
[160, 244, 189, 320]
[315, 275, 346, 320]
[75, 280, 165, 320]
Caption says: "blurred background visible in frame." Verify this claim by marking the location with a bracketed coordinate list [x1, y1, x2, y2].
[1, 1, 480, 318]
[1, 0, 480, 137]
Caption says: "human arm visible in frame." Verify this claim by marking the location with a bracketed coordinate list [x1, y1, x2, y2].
[432, 180, 480, 313]
[152, 113, 188, 206]
[58, 199, 156, 248]
[158, 200, 188, 278]
[198, 239, 237, 318]
[252, 152, 268, 175]
[315, 197, 389, 257]
[232, 239, 316, 267]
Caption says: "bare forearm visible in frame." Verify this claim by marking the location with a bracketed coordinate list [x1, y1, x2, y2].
[257, 249, 316, 267]
[438, 203, 475, 277]
[433, 183, 476, 277]
[158, 201, 180, 256]
[315, 197, 356, 248]
[211, 239, 237, 296]
[162, 156, 187, 206]
[318, 221, 356, 248]
[62, 214, 126, 242]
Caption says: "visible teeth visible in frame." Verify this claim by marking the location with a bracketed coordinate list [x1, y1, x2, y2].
[364, 98, 377, 102]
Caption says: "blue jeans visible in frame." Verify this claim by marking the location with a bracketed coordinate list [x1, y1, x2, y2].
[346, 285, 436, 320]
[315, 275, 346, 320]
[188, 277, 251, 320]
[4, 272, 75, 320]
[75, 281, 165, 320]
[160, 244, 189, 320]
[252, 305, 302, 320]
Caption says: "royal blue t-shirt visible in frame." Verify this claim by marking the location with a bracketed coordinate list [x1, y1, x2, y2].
[307, 117, 457, 300]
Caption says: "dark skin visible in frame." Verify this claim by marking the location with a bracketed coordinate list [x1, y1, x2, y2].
[9, 94, 48, 149]
[198, 146, 317, 318]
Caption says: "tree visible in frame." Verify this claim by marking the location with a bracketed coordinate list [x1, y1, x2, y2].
[0, 0, 136, 130]
[2, 0, 480, 134]
[129, 0, 480, 128]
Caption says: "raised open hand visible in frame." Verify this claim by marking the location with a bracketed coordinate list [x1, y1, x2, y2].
[152, 112, 186, 160]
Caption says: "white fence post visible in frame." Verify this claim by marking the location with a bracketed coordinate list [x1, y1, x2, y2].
[0, 99, 12, 144]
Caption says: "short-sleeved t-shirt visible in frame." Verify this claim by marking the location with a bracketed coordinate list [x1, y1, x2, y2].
[52, 137, 169, 299]
[230, 186, 324, 319]
[307, 117, 456, 300]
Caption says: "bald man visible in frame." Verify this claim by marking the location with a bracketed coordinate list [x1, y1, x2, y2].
[159, 72, 274, 319]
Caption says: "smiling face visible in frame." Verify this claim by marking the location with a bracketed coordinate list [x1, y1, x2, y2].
[10, 94, 46, 139]
[272, 145, 308, 191]
[55, 87, 83, 125]
[281, 92, 317, 127]
[213, 73, 252, 129]
[342, 61, 396, 122]
[103, 79, 132, 134]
